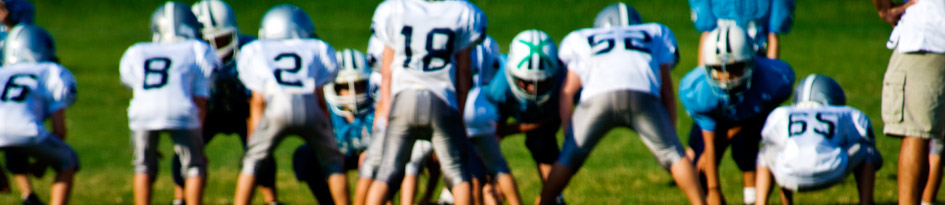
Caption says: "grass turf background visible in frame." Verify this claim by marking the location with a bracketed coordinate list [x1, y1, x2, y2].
[3, 0, 905, 204]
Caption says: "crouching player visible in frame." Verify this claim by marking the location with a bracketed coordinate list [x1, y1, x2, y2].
[679, 24, 794, 205]
[119, 2, 219, 204]
[0, 24, 78, 205]
[233, 4, 347, 205]
[755, 74, 881, 205]
[292, 48, 374, 204]
[538, 3, 704, 204]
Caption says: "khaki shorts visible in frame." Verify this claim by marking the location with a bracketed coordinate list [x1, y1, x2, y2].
[882, 51, 945, 139]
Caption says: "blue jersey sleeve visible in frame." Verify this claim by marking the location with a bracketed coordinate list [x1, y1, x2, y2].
[755, 58, 796, 106]
[679, 67, 722, 131]
[483, 67, 510, 104]
[689, 0, 718, 32]
[768, 0, 795, 34]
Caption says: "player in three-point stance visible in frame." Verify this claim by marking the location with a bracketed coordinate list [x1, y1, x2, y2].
[0, 24, 79, 205]
[754, 74, 881, 205]
[119, 2, 219, 204]
[232, 4, 348, 205]
[538, 3, 705, 205]
[364, 0, 487, 204]
[679, 24, 794, 205]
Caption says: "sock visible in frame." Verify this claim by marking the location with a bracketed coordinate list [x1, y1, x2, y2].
[922, 201, 932, 205]
[744, 187, 757, 204]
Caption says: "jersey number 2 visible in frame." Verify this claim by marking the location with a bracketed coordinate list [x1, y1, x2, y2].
[401, 26, 455, 72]
[274, 53, 303, 87]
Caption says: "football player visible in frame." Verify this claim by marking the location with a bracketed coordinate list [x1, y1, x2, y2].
[168, 1, 279, 204]
[118, 2, 218, 204]
[232, 4, 347, 205]
[291, 48, 375, 204]
[0, 1, 45, 204]
[679, 24, 794, 205]
[755, 74, 881, 205]
[0, 24, 78, 205]
[689, 0, 795, 61]
[480, 29, 560, 204]
[364, 0, 486, 204]
[538, 3, 704, 204]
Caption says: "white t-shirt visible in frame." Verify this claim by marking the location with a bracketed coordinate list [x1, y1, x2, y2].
[0, 62, 76, 146]
[760, 105, 874, 187]
[887, 0, 945, 53]
[371, 0, 487, 109]
[237, 39, 338, 98]
[120, 40, 219, 130]
[558, 23, 679, 102]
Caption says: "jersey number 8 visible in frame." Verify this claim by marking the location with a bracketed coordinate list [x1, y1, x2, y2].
[400, 26, 455, 72]
[143, 57, 171, 89]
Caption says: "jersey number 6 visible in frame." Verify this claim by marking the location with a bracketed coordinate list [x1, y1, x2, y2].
[1, 74, 37, 102]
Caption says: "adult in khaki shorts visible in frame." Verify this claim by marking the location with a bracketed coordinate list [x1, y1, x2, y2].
[873, 0, 945, 204]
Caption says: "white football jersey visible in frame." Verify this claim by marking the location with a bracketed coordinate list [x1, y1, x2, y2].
[371, 0, 487, 109]
[471, 36, 500, 87]
[237, 39, 338, 97]
[760, 105, 875, 184]
[0, 62, 77, 146]
[558, 23, 679, 103]
[366, 36, 385, 72]
[119, 40, 220, 130]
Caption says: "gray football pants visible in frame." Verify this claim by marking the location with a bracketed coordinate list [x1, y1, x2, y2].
[132, 129, 205, 178]
[241, 94, 344, 177]
[375, 89, 472, 187]
[559, 90, 685, 171]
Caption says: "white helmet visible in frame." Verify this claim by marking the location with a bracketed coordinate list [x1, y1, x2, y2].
[506, 29, 560, 105]
[3, 24, 55, 65]
[192, 0, 240, 62]
[151, 1, 203, 43]
[258, 4, 317, 40]
[324, 49, 373, 116]
[702, 24, 755, 92]
[594, 2, 642, 28]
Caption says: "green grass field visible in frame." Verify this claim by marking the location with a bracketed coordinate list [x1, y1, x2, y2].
[0, 0, 912, 204]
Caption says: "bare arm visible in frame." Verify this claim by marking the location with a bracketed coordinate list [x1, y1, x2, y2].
[316, 86, 331, 120]
[51, 109, 67, 139]
[872, 0, 916, 26]
[193, 97, 208, 132]
[247, 92, 265, 137]
[766, 33, 780, 59]
[698, 32, 710, 66]
[700, 129, 727, 205]
[659, 64, 677, 129]
[374, 46, 395, 130]
[455, 47, 474, 118]
[559, 71, 582, 131]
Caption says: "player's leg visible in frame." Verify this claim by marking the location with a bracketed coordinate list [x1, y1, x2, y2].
[5, 150, 38, 203]
[300, 95, 349, 205]
[367, 91, 426, 204]
[625, 91, 704, 205]
[731, 121, 763, 204]
[23, 135, 79, 205]
[172, 122, 216, 204]
[538, 94, 614, 204]
[236, 124, 279, 204]
[131, 130, 160, 205]
[356, 126, 386, 205]
[169, 129, 207, 205]
[923, 138, 944, 205]
[470, 134, 522, 205]
[401, 140, 433, 205]
[524, 121, 561, 182]
[291, 145, 335, 205]
[778, 188, 793, 205]
[754, 165, 774, 205]
[850, 138, 883, 205]
[235, 116, 287, 205]
[428, 90, 476, 205]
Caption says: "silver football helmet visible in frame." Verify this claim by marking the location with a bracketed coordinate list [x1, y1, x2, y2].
[702, 24, 755, 92]
[324, 49, 373, 116]
[151, 1, 203, 43]
[3, 24, 55, 65]
[794, 74, 846, 107]
[258, 4, 317, 40]
[506, 29, 560, 105]
[594, 2, 642, 28]
[192, 0, 240, 62]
